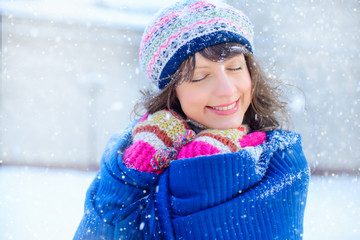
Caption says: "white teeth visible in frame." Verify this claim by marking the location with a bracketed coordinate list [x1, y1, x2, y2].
[212, 102, 236, 111]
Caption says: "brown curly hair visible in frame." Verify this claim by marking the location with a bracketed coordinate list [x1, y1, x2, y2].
[134, 42, 289, 132]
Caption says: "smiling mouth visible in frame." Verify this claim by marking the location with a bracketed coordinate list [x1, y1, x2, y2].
[209, 100, 238, 111]
[210, 102, 237, 111]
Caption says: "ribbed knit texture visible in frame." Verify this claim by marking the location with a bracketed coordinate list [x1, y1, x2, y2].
[74, 123, 310, 240]
[166, 134, 308, 239]
[139, 0, 254, 89]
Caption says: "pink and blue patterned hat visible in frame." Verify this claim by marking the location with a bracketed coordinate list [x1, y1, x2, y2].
[139, 0, 254, 89]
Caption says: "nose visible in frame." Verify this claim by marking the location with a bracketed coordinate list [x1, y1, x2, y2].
[213, 71, 236, 97]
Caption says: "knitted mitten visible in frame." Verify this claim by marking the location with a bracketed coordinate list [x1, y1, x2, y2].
[239, 131, 267, 148]
[177, 126, 248, 159]
[177, 126, 266, 159]
[123, 110, 195, 174]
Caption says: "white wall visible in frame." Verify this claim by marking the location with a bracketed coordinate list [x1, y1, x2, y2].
[1, 12, 150, 169]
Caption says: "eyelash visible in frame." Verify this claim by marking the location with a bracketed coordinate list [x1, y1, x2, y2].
[230, 66, 242, 71]
[191, 66, 242, 82]
[191, 75, 209, 82]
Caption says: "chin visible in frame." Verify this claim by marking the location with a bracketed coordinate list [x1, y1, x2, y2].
[218, 117, 245, 129]
[206, 120, 243, 130]
[195, 113, 245, 130]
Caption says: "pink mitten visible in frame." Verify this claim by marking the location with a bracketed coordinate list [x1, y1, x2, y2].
[123, 110, 195, 174]
[239, 131, 266, 148]
[177, 126, 249, 159]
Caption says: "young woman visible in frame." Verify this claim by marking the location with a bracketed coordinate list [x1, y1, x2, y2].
[74, 0, 310, 239]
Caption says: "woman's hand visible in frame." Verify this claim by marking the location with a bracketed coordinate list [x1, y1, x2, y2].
[123, 110, 193, 174]
[177, 126, 249, 159]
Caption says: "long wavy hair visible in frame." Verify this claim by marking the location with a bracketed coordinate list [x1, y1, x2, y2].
[134, 42, 289, 132]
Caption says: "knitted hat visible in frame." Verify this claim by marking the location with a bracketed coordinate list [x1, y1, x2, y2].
[139, 0, 254, 89]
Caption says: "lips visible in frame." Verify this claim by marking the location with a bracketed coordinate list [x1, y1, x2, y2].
[210, 101, 237, 111]
[206, 99, 239, 116]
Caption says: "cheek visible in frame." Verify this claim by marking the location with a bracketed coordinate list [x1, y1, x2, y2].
[246, 81, 252, 98]
[176, 86, 195, 109]
[239, 76, 252, 94]
[240, 77, 252, 106]
[179, 92, 201, 109]
[176, 86, 205, 116]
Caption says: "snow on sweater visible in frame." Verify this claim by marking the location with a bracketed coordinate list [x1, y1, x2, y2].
[74, 120, 310, 240]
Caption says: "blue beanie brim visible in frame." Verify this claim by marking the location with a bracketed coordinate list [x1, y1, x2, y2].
[158, 30, 253, 89]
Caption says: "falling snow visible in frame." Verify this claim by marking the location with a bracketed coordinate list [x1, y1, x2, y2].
[0, 0, 359, 239]
[0, 166, 359, 239]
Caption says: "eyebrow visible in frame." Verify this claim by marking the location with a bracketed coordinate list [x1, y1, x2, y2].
[194, 65, 209, 70]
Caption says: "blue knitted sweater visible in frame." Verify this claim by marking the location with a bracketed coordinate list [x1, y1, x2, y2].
[74, 121, 310, 240]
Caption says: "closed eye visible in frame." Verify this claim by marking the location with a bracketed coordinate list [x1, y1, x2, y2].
[191, 74, 209, 82]
[229, 66, 242, 71]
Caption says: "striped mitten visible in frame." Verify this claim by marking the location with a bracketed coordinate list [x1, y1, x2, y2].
[177, 126, 266, 159]
[123, 110, 195, 174]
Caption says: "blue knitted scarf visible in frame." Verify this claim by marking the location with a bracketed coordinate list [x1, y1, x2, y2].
[74, 121, 310, 239]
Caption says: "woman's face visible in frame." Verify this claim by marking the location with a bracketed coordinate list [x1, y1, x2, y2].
[176, 53, 252, 129]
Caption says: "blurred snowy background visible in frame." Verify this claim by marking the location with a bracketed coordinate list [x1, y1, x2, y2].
[0, 0, 359, 239]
